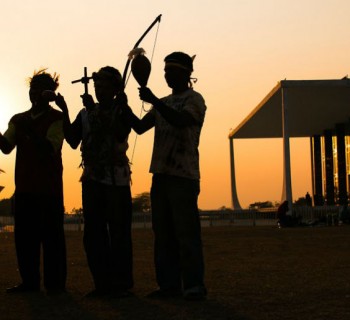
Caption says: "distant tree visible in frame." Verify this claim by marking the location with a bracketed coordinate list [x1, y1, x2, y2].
[249, 201, 274, 210]
[0, 196, 13, 216]
[293, 197, 307, 206]
[70, 207, 83, 215]
[218, 206, 233, 212]
[132, 192, 151, 213]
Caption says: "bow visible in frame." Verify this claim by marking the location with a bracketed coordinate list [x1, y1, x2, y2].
[122, 14, 162, 88]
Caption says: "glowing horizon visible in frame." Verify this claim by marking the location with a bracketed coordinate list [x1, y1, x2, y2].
[0, 1, 349, 212]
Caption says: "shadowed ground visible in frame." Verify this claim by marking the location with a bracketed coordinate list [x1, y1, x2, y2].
[0, 226, 349, 320]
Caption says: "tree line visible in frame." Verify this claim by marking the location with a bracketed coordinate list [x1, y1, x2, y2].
[0, 192, 151, 216]
[0, 192, 314, 216]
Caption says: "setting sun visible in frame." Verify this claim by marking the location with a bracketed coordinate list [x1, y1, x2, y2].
[0, 1, 349, 212]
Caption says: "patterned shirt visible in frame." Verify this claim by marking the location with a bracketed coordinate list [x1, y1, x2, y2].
[150, 88, 206, 180]
[78, 104, 131, 186]
[3, 106, 64, 196]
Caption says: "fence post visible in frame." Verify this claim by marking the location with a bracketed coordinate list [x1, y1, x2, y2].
[230, 211, 234, 225]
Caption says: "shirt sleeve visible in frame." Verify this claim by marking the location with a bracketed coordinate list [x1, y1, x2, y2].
[3, 121, 17, 147]
[183, 92, 207, 125]
[46, 119, 64, 153]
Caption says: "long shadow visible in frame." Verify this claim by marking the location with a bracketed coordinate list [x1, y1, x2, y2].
[103, 294, 250, 320]
[5, 291, 99, 320]
[2, 288, 249, 320]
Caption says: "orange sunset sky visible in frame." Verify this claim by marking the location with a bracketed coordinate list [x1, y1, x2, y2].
[0, 1, 350, 212]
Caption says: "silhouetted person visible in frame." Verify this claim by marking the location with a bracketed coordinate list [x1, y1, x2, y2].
[339, 204, 350, 224]
[305, 192, 312, 206]
[277, 201, 289, 228]
[123, 52, 207, 300]
[57, 66, 133, 298]
[0, 69, 67, 295]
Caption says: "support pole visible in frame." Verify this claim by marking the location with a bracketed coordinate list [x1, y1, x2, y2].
[229, 138, 242, 209]
[324, 130, 335, 205]
[312, 135, 324, 205]
[310, 137, 315, 206]
[281, 85, 293, 215]
[336, 123, 347, 205]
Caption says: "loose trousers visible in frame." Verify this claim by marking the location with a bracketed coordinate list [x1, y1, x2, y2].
[14, 192, 67, 291]
[151, 174, 205, 291]
[82, 181, 133, 291]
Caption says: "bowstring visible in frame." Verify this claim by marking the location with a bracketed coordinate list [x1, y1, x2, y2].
[129, 21, 160, 165]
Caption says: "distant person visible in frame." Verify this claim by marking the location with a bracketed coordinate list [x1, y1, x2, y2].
[0, 69, 67, 295]
[305, 192, 312, 206]
[57, 66, 133, 298]
[277, 200, 301, 227]
[123, 51, 207, 300]
[339, 204, 350, 224]
[277, 201, 289, 228]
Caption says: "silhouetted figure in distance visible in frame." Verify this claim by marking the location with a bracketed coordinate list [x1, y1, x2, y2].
[305, 192, 312, 206]
[277, 201, 289, 228]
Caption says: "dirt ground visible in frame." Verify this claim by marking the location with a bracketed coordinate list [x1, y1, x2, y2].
[0, 225, 349, 320]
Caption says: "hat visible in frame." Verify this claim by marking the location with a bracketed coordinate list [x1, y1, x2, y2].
[92, 66, 122, 89]
[164, 52, 194, 72]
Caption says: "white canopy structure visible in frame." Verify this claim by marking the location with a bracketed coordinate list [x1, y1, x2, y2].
[229, 77, 350, 210]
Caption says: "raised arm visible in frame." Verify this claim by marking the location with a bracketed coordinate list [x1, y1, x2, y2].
[121, 105, 155, 134]
[138, 87, 196, 127]
[0, 131, 14, 154]
[55, 93, 82, 149]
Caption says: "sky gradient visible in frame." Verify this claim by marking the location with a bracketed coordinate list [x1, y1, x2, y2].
[0, 1, 350, 212]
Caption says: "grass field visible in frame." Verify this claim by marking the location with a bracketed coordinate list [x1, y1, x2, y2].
[0, 226, 350, 320]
